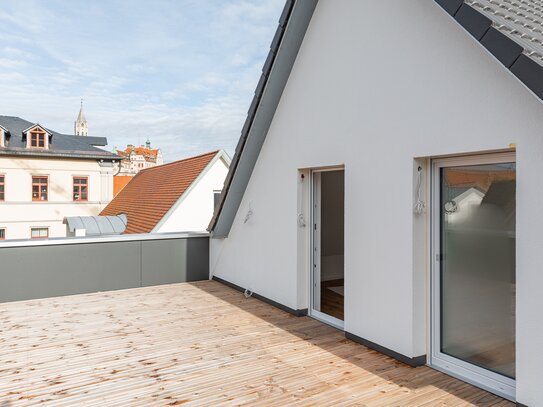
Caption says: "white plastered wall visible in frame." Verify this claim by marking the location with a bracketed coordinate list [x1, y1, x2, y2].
[0, 157, 109, 239]
[155, 155, 229, 233]
[210, 1, 543, 404]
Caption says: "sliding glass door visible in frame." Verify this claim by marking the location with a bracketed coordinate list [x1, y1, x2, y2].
[431, 153, 516, 400]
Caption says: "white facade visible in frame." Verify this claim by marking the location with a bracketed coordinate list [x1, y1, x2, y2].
[0, 157, 114, 240]
[154, 152, 229, 233]
[210, 1, 543, 405]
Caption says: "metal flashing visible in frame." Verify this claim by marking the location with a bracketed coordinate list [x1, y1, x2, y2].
[454, 4, 492, 40]
[435, 0, 543, 102]
[510, 54, 543, 99]
[435, 0, 463, 16]
[481, 27, 523, 68]
[209, 0, 318, 236]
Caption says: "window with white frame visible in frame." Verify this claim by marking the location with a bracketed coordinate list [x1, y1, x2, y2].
[31, 227, 49, 239]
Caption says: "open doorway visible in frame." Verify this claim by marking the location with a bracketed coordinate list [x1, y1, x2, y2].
[310, 168, 344, 329]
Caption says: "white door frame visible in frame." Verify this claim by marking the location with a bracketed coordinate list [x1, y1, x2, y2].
[313, 171, 322, 312]
[429, 152, 516, 401]
[309, 167, 345, 330]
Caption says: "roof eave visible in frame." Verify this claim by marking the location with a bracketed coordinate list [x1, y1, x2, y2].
[21, 123, 54, 136]
[0, 149, 120, 161]
[152, 151, 227, 233]
[208, 0, 318, 237]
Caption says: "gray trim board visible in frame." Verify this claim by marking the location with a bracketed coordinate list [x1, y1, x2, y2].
[212, 0, 543, 238]
[212, 276, 308, 317]
[208, 0, 318, 237]
[454, 4, 491, 41]
[511, 54, 543, 100]
[435, 0, 463, 16]
[212, 278, 427, 366]
[345, 332, 427, 368]
[480, 27, 523, 68]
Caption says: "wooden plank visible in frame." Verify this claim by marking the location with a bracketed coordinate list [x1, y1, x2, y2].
[0, 280, 514, 406]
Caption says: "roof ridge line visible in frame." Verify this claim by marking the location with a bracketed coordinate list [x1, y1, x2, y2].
[138, 150, 219, 173]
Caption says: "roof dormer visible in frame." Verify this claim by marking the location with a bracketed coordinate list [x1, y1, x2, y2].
[23, 124, 52, 150]
[0, 124, 7, 148]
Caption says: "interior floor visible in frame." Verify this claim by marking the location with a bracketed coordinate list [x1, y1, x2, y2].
[321, 278, 344, 321]
[447, 342, 516, 379]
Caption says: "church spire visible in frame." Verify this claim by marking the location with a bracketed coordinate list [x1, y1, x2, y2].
[74, 98, 88, 136]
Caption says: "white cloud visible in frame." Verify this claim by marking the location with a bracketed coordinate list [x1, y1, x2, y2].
[0, 0, 284, 162]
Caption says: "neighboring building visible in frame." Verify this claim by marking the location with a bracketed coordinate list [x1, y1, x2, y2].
[116, 140, 163, 175]
[208, 1, 543, 405]
[101, 150, 229, 234]
[0, 115, 118, 240]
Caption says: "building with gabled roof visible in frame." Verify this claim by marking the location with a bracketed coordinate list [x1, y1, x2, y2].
[0, 114, 118, 240]
[101, 150, 229, 234]
[116, 140, 164, 176]
[1, 1, 543, 405]
[207, 1, 543, 404]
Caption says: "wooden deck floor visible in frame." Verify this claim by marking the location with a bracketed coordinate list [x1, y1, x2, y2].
[0, 280, 513, 406]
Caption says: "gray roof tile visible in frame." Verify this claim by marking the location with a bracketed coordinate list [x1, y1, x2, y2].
[0, 115, 117, 160]
[466, 0, 543, 66]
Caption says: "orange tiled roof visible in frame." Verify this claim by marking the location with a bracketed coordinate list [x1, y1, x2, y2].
[117, 146, 160, 159]
[446, 169, 516, 193]
[101, 151, 219, 234]
[113, 175, 134, 197]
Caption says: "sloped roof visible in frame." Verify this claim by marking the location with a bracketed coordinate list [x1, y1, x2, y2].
[101, 150, 221, 234]
[436, 0, 543, 98]
[113, 175, 133, 196]
[467, 0, 543, 66]
[209, 0, 543, 238]
[0, 115, 115, 160]
[209, 0, 318, 237]
[76, 106, 87, 123]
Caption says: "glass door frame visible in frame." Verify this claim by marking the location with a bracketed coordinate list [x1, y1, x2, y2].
[309, 167, 345, 331]
[429, 152, 516, 401]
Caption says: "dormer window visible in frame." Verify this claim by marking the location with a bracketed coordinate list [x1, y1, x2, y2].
[23, 124, 51, 150]
[30, 131, 46, 148]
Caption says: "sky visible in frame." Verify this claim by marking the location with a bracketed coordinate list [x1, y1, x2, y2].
[0, 0, 284, 162]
